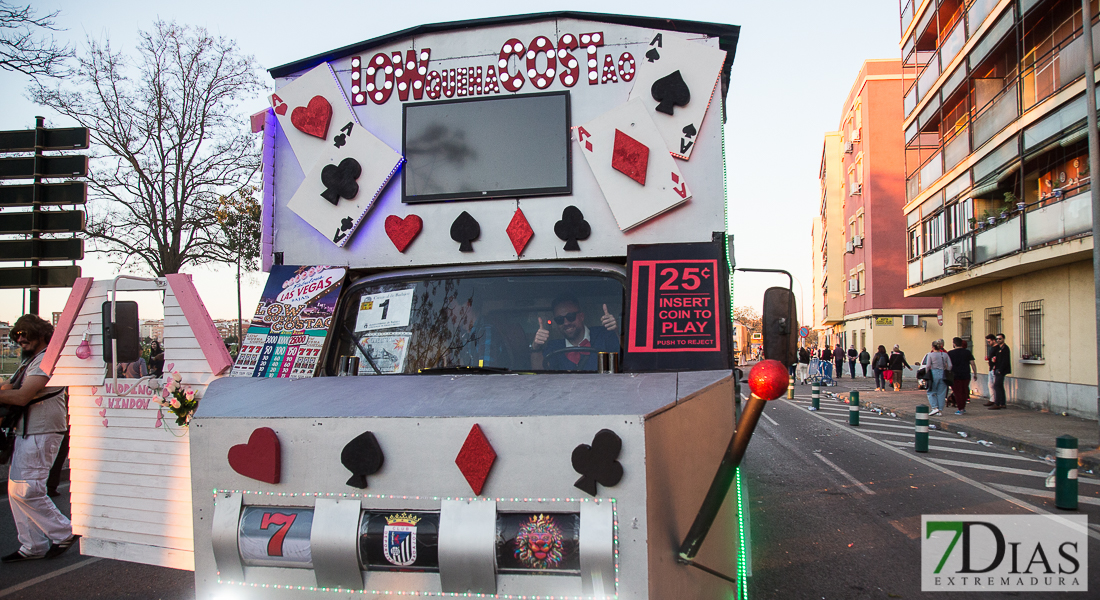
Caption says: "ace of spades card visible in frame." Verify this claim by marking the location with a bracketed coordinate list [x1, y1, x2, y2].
[576, 98, 691, 231]
[286, 125, 404, 247]
[270, 62, 359, 172]
[628, 33, 726, 160]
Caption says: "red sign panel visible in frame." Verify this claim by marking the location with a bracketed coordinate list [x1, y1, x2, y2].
[628, 259, 722, 353]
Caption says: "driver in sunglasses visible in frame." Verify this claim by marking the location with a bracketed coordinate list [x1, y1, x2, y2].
[529, 294, 619, 371]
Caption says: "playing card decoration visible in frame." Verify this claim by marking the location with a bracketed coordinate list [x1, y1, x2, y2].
[291, 95, 333, 139]
[576, 98, 692, 230]
[270, 63, 358, 171]
[571, 429, 623, 496]
[341, 431, 385, 489]
[651, 70, 690, 115]
[506, 207, 533, 255]
[611, 129, 649, 185]
[286, 119, 404, 248]
[385, 214, 422, 252]
[228, 427, 281, 484]
[450, 211, 480, 252]
[455, 424, 496, 495]
[629, 33, 727, 159]
[555, 206, 591, 251]
[320, 158, 362, 205]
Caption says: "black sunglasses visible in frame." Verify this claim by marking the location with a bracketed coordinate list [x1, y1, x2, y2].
[552, 312, 580, 325]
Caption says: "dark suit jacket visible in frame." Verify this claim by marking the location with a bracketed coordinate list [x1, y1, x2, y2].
[993, 344, 1012, 375]
[541, 326, 619, 371]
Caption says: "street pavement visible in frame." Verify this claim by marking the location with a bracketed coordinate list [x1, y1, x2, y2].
[744, 374, 1100, 598]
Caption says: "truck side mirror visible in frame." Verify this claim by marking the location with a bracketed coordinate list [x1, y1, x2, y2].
[762, 287, 797, 366]
[102, 300, 141, 364]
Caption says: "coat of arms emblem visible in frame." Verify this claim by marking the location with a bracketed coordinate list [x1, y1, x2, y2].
[383, 513, 421, 566]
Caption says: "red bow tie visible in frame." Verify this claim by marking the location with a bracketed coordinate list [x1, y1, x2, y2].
[567, 339, 591, 365]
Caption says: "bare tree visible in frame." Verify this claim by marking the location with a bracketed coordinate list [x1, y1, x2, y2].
[731, 305, 762, 334]
[30, 21, 264, 275]
[0, 1, 72, 77]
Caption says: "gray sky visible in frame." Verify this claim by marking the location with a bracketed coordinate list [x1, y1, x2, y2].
[0, 0, 901, 325]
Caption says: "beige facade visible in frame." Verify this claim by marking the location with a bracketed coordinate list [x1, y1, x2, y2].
[834, 310, 943, 359]
[814, 132, 846, 338]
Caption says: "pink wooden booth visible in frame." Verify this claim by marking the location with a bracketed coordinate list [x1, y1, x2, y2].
[43, 275, 231, 569]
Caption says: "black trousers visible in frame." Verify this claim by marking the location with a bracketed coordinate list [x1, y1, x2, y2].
[992, 371, 1008, 407]
[46, 428, 69, 493]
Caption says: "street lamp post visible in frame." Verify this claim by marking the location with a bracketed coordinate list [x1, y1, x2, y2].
[1082, 0, 1100, 446]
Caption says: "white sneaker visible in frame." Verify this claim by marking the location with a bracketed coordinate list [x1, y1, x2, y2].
[930, 408, 941, 416]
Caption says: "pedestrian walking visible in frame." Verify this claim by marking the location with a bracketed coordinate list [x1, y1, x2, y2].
[947, 337, 977, 414]
[833, 343, 844, 379]
[989, 333, 1010, 409]
[872, 345, 889, 391]
[920, 340, 953, 416]
[797, 345, 811, 384]
[847, 344, 858, 378]
[982, 334, 997, 407]
[0, 314, 78, 562]
[858, 347, 871, 377]
[888, 344, 912, 392]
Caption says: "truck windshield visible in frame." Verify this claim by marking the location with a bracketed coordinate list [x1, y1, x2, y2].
[329, 271, 624, 374]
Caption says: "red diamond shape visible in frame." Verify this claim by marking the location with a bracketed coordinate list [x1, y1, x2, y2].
[611, 129, 649, 186]
[455, 424, 496, 495]
[506, 208, 533, 255]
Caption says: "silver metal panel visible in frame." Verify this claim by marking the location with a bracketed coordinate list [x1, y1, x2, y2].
[198, 371, 731, 419]
[580, 500, 615, 597]
[210, 491, 244, 582]
[438, 499, 497, 595]
[310, 498, 365, 590]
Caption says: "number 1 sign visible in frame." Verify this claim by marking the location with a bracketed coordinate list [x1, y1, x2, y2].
[624, 240, 731, 372]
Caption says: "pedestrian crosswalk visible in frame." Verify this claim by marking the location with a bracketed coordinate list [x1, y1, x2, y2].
[779, 392, 1100, 511]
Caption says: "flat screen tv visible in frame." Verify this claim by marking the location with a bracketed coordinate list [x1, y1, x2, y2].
[402, 91, 571, 203]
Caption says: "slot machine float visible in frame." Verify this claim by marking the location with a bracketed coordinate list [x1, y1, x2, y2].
[190, 11, 757, 599]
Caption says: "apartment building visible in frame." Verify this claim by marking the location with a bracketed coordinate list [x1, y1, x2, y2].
[900, 0, 1097, 418]
[814, 60, 943, 356]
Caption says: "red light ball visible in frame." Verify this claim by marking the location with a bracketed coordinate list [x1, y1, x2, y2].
[748, 360, 789, 401]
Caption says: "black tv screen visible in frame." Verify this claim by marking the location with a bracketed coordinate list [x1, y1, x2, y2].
[402, 91, 571, 203]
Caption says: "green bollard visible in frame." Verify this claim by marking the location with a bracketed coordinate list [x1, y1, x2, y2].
[787, 377, 794, 399]
[915, 405, 929, 452]
[1055, 435, 1078, 510]
[811, 383, 820, 411]
[848, 390, 859, 426]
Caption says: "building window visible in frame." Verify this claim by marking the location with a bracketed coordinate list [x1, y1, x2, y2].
[908, 227, 922, 260]
[985, 306, 1003, 338]
[957, 310, 973, 349]
[1020, 300, 1043, 360]
[857, 267, 865, 296]
[857, 212, 864, 236]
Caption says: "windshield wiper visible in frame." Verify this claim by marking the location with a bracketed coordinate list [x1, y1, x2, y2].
[417, 365, 510, 375]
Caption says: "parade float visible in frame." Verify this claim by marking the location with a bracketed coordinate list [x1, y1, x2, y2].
[49, 12, 786, 600]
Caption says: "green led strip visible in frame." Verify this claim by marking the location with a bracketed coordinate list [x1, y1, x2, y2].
[722, 94, 749, 600]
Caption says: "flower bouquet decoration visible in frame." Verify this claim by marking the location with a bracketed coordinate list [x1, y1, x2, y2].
[153, 371, 199, 427]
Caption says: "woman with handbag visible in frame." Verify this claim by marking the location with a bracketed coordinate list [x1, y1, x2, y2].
[947, 337, 977, 414]
[888, 345, 911, 391]
[920, 339, 953, 416]
[872, 345, 889, 391]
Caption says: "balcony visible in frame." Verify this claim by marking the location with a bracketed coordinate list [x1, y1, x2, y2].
[906, 188, 1093, 293]
[906, 15, 1100, 202]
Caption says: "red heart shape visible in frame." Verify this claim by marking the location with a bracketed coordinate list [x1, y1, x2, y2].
[164, 362, 175, 373]
[385, 215, 423, 252]
[94, 397, 102, 406]
[274, 103, 287, 116]
[99, 408, 107, 417]
[102, 419, 109, 428]
[290, 95, 332, 139]
[228, 427, 281, 484]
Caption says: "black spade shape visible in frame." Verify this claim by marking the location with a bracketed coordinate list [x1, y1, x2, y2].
[571, 429, 623, 496]
[682, 123, 697, 138]
[341, 431, 384, 489]
[645, 48, 660, 62]
[320, 157, 362, 205]
[554, 206, 590, 251]
[450, 211, 480, 252]
[651, 70, 690, 115]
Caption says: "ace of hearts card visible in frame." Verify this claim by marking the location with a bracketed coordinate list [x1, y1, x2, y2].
[270, 62, 360, 172]
[576, 98, 691, 231]
[628, 33, 727, 160]
[286, 124, 404, 247]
